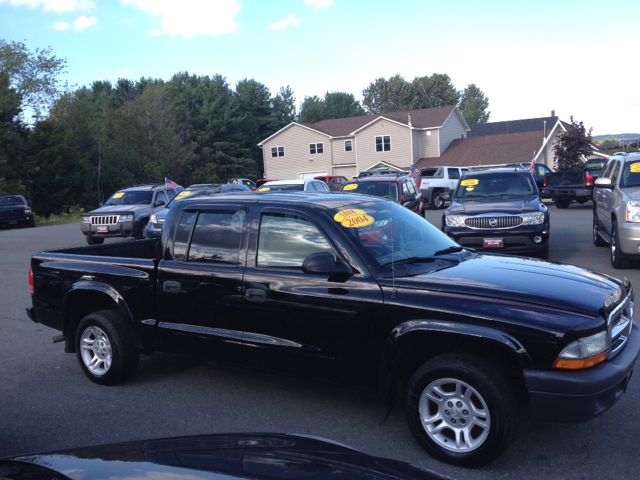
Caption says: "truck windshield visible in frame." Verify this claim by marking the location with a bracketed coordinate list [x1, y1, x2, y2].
[0, 195, 26, 206]
[621, 162, 640, 188]
[105, 191, 153, 205]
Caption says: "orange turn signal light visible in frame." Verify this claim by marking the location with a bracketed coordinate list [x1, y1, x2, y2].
[553, 351, 608, 370]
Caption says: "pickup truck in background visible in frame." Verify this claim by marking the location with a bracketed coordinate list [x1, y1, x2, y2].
[27, 192, 639, 468]
[544, 158, 607, 208]
[418, 166, 468, 209]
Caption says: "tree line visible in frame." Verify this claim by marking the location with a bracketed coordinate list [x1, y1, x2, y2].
[1, 40, 490, 216]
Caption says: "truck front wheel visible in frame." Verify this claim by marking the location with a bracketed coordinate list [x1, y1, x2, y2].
[86, 236, 104, 245]
[405, 353, 517, 468]
[611, 222, 631, 269]
[75, 310, 139, 386]
[554, 199, 571, 209]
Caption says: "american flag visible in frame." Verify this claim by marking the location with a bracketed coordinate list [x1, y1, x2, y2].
[165, 177, 178, 190]
[410, 165, 420, 178]
[529, 152, 536, 176]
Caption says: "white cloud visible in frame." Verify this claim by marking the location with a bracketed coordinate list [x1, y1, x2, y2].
[73, 15, 96, 30]
[270, 13, 299, 31]
[0, 0, 94, 12]
[303, 0, 334, 10]
[121, 0, 241, 38]
[53, 21, 70, 30]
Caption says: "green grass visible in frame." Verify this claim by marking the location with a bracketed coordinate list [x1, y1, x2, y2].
[34, 205, 84, 226]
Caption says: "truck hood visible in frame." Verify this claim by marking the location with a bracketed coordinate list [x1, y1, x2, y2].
[448, 195, 544, 215]
[394, 254, 621, 317]
[87, 204, 148, 215]
[620, 185, 640, 200]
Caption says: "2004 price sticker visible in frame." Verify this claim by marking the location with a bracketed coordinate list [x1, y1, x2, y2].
[341, 214, 374, 228]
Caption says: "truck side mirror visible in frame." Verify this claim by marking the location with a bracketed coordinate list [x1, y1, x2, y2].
[302, 252, 353, 279]
[594, 177, 613, 189]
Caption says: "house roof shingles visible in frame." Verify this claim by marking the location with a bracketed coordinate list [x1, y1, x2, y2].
[467, 116, 558, 138]
[299, 105, 458, 137]
[415, 130, 546, 169]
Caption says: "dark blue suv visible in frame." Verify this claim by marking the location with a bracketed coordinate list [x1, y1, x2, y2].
[0, 194, 35, 228]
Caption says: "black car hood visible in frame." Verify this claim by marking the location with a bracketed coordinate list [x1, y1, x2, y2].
[2, 433, 447, 480]
[87, 204, 149, 215]
[394, 254, 621, 318]
[447, 195, 543, 215]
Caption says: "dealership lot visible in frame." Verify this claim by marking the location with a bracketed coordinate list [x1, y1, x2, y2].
[1, 204, 639, 479]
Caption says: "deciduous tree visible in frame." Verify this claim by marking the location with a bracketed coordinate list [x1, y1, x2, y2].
[553, 116, 593, 172]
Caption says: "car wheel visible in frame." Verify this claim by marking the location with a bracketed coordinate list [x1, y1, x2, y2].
[86, 236, 105, 245]
[554, 199, 571, 209]
[405, 353, 517, 468]
[75, 310, 139, 385]
[611, 221, 631, 269]
[136, 219, 149, 240]
[593, 213, 607, 247]
[28, 217, 36, 228]
[536, 245, 549, 260]
[430, 191, 444, 210]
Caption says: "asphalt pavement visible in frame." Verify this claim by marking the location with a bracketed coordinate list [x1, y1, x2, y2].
[1, 207, 639, 480]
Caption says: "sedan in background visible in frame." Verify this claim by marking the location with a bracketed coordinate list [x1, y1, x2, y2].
[257, 179, 330, 192]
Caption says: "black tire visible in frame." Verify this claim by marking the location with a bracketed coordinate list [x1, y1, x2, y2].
[593, 213, 606, 247]
[536, 245, 549, 260]
[430, 191, 444, 210]
[75, 309, 139, 386]
[136, 219, 149, 240]
[28, 217, 36, 228]
[405, 353, 517, 468]
[554, 199, 571, 209]
[86, 236, 104, 245]
[611, 222, 631, 269]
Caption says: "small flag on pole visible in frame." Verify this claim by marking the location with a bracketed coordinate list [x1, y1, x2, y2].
[410, 165, 420, 178]
[165, 177, 178, 190]
[529, 152, 536, 176]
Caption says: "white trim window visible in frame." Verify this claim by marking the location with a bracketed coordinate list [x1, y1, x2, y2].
[271, 146, 285, 157]
[309, 142, 324, 154]
[345, 140, 353, 152]
[375, 135, 391, 152]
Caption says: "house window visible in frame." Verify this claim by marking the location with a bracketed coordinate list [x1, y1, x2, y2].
[271, 146, 285, 157]
[375, 136, 391, 152]
[309, 143, 324, 154]
[345, 140, 352, 152]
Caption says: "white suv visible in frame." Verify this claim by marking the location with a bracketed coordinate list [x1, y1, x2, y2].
[418, 166, 468, 209]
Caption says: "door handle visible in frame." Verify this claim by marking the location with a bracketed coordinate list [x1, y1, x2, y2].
[245, 288, 267, 302]
[163, 281, 181, 293]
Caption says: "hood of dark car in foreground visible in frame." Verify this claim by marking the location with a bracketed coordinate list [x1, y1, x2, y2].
[395, 254, 621, 318]
[2, 433, 447, 480]
[447, 195, 544, 215]
[87, 204, 149, 215]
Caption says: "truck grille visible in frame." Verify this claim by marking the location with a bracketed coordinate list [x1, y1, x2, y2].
[0, 209, 23, 217]
[89, 215, 119, 225]
[465, 215, 523, 230]
[608, 294, 634, 358]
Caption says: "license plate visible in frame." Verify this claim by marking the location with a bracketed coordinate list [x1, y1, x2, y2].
[9, 220, 17, 224]
[97, 226, 108, 233]
[484, 238, 503, 248]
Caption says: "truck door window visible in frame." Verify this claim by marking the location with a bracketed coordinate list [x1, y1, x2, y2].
[257, 213, 336, 268]
[173, 211, 198, 261]
[610, 161, 621, 185]
[448, 168, 461, 179]
[187, 210, 245, 265]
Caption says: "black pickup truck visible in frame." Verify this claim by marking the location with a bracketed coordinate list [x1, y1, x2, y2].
[544, 159, 607, 208]
[27, 192, 639, 468]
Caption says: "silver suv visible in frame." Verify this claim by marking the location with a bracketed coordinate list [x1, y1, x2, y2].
[593, 152, 640, 268]
[418, 166, 468, 209]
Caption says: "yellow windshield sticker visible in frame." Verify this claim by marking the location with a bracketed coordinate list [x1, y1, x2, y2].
[460, 179, 479, 186]
[334, 209, 366, 222]
[630, 163, 640, 173]
[466, 186, 474, 191]
[258, 187, 270, 191]
[341, 214, 374, 228]
[113, 192, 124, 198]
[343, 184, 358, 191]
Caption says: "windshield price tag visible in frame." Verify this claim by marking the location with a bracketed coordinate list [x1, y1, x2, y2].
[343, 184, 358, 191]
[461, 179, 479, 186]
[113, 192, 124, 198]
[630, 163, 640, 173]
[342, 214, 374, 228]
[484, 238, 503, 248]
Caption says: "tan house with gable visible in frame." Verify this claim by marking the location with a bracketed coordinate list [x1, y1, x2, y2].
[258, 105, 470, 180]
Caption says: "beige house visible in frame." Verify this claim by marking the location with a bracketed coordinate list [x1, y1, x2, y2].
[258, 105, 470, 180]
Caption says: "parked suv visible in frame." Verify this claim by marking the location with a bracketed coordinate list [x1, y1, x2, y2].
[593, 152, 640, 268]
[0, 193, 35, 228]
[441, 168, 553, 258]
[340, 174, 424, 215]
[314, 175, 348, 191]
[81, 184, 177, 245]
[418, 166, 468, 209]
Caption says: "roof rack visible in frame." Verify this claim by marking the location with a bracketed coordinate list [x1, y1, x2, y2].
[119, 183, 165, 190]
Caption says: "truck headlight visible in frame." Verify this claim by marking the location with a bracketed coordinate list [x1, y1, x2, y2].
[119, 214, 134, 222]
[82, 216, 91, 224]
[445, 215, 467, 227]
[626, 201, 640, 222]
[520, 212, 545, 225]
[553, 331, 608, 369]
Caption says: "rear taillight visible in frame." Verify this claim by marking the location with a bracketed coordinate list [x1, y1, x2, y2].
[28, 267, 34, 295]
[415, 178, 422, 187]
[585, 172, 594, 186]
[543, 174, 548, 187]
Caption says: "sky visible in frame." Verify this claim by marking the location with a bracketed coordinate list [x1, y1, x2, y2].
[1, 0, 638, 136]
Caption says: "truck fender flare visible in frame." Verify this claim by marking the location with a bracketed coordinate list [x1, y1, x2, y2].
[379, 319, 532, 401]
[62, 280, 140, 349]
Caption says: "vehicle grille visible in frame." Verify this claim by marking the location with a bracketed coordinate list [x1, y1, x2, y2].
[464, 215, 523, 230]
[0, 209, 23, 217]
[608, 295, 634, 358]
[89, 215, 119, 225]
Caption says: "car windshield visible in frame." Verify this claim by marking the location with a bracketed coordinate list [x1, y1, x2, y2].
[0, 195, 26, 206]
[455, 173, 535, 198]
[342, 181, 399, 202]
[330, 200, 460, 274]
[105, 191, 153, 205]
[259, 184, 304, 192]
[621, 162, 640, 188]
[585, 160, 607, 172]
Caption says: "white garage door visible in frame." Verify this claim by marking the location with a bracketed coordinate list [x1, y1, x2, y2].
[298, 171, 327, 179]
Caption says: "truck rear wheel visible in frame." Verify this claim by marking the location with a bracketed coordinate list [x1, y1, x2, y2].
[75, 309, 139, 385]
[430, 191, 444, 210]
[405, 353, 517, 468]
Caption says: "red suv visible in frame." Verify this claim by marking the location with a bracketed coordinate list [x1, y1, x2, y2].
[340, 174, 424, 215]
[314, 175, 349, 191]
